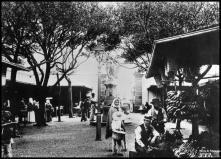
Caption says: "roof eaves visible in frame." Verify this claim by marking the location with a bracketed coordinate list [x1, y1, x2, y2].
[155, 26, 219, 44]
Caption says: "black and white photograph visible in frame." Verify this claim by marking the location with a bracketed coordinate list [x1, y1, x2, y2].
[1, 1, 220, 158]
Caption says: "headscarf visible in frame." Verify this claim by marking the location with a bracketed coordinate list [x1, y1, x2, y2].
[106, 97, 122, 139]
[111, 97, 122, 109]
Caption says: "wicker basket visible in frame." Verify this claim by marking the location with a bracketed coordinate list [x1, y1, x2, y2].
[112, 132, 125, 141]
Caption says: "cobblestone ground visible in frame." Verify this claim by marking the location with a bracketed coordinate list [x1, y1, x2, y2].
[12, 113, 207, 157]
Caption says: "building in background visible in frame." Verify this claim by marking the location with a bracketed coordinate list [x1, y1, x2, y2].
[132, 71, 143, 110]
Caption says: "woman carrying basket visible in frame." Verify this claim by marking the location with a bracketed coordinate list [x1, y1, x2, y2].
[111, 111, 126, 156]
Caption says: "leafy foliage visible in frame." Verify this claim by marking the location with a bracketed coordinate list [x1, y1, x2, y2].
[2, 2, 121, 86]
[116, 2, 219, 71]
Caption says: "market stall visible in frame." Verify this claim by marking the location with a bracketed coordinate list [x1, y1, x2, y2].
[145, 26, 219, 157]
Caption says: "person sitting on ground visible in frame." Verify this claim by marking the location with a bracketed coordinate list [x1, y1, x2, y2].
[111, 111, 126, 156]
[146, 98, 167, 134]
[1, 111, 14, 158]
[135, 114, 160, 157]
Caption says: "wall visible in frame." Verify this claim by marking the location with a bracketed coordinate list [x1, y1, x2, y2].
[133, 71, 143, 106]
[142, 76, 159, 104]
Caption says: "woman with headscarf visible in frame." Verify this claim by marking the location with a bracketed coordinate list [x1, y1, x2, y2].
[105, 97, 122, 139]
[106, 97, 128, 154]
[27, 97, 35, 123]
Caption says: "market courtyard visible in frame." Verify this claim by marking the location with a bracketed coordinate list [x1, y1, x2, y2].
[12, 113, 208, 157]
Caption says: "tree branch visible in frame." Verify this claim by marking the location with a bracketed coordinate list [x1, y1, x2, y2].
[194, 65, 212, 85]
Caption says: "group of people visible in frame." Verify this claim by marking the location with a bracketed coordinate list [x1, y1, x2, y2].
[135, 98, 168, 157]
[79, 93, 97, 122]
[2, 97, 53, 130]
[104, 97, 168, 157]
[1, 97, 55, 157]
[17, 97, 53, 126]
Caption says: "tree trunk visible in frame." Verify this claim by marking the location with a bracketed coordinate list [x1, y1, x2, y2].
[191, 65, 211, 138]
[36, 86, 47, 126]
[176, 119, 181, 129]
[43, 63, 51, 87]
[11, 49, 19, 83]
[191, 84, 199, 138]
[192, 113, 199, 138]
[66, 76, 73, 118]
[176, 77, 183, 130]
[11, 69, 17, 83]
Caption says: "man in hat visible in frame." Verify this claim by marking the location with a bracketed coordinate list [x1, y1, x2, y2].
[135, 114, 159, 157]
[147, 98, 167, 134]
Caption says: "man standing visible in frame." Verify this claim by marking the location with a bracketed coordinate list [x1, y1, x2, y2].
[147, 98, 167, 134]
[135, 114, 159, 157]
[81, 97, 90, 122]
[45, 98, 53, 122]
[89, 93, 96, 122]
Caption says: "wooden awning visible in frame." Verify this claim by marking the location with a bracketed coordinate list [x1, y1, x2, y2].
[146, 26, 219, 78]
[2, 59, 30, 71]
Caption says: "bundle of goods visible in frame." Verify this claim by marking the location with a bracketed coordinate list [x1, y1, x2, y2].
[165, 90, 204, 121]
[173, 131, 219, 157]
[173, 139, 198, 157]
[151, 130, 184, 157]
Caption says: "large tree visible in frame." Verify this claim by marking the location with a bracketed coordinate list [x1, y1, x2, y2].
[116, 2, 219, 71]
[2, 2, 35, 82]
[116, 2, 219, 138]
[2, 2, 121, 121]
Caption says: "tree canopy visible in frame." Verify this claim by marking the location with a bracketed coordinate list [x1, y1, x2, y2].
[2, 2, 121, 87]
[116, 2, 219, 72]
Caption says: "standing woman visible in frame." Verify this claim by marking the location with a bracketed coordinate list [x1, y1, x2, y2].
[105, 97, 122, 150]
[27, 97, 35, 123]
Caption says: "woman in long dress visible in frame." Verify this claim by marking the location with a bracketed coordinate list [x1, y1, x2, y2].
[27, 98, 35, 123]
[106, 97, 124, 152]
[106, 98, 121, 138]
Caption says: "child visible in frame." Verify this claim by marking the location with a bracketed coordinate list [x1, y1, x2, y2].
[111, 111, 126, 156]
[1, 111, 14, 158]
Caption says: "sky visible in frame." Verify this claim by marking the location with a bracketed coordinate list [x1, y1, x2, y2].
[9, 54, 137, 101]
[71, 56, 137, 101]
